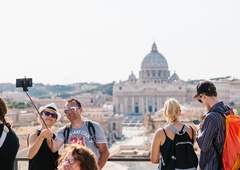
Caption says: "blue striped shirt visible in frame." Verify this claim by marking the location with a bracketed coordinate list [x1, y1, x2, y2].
[196, 101, 230, 170]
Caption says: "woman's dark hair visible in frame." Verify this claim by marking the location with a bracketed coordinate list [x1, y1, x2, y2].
[0, 97, 11, 127]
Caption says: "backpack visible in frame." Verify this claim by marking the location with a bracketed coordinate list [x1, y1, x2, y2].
[213, 108, 240, 170]
[63, 120, 99, 148]
[161, 125, 198, 170]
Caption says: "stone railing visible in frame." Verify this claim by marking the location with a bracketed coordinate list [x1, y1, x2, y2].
[14, 157, 153, 170]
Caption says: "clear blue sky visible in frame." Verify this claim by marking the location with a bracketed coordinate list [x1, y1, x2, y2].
[0, 0, 239, 85]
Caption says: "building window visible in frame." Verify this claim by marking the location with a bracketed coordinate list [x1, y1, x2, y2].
[149, 106, 152, 113]
[112, 122, 116, 130]
[135, 106, 139, 113]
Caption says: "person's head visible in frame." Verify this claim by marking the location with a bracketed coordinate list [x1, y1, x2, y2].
[163, 98, 181, 123]
[193, 80, 217, 104]
[64, 99, 82, 121]
[38, 103, 61, 127]
[0, 97, 11, 127]
[59, 143, 99, 170]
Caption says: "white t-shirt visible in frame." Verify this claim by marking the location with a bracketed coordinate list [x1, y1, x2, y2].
[56, 121, 107, 160]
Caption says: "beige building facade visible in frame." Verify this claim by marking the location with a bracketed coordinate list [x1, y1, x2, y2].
[113, 43, 240, 116]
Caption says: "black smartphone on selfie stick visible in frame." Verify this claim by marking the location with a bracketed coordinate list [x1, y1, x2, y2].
[16, 77, 48, 129]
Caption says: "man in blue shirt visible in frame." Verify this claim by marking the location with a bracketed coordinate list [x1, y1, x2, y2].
[193, 81, 230, 170]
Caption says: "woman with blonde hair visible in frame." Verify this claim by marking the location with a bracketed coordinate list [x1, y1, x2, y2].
[150, 98, 198, 169]
[58, 143, 99, 170]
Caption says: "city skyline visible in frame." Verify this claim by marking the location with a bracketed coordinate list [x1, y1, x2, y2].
[0, 0, 239, 85]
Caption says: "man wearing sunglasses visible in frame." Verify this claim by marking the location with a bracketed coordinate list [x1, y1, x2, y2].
[193, 81, 230, 170]
[50, 98, 110, 169]
[28, 103, 61, 170]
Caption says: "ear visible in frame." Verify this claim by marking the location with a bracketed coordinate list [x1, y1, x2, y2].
[79, 107, 83, 112]
[202, 94, 206, 99]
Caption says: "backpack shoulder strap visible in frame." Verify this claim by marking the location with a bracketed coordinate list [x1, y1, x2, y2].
[181, 125, 188, 132]
[87, 121, 99, 149]
[213, 106, 232, 117]
[168, 125, 177, 134]
[87, 121, 96, 136]
[168, 124, 186, 134]
[0, 125, 9, 148]
[213, 108, 225, 116]
[188, 125, 194, 141]
[63, 124, 71, 147]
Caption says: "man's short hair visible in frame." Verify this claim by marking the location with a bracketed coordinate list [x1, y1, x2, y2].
[67, 98, 82, 108]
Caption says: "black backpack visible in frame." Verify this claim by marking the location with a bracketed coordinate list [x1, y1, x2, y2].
[161, 125, 198, 170]
[63, 120, 99, 148]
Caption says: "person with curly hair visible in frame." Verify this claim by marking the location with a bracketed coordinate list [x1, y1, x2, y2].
[58, 143, 99, 170]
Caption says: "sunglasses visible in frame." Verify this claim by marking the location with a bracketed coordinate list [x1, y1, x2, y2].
[43, 111, 58, 119]
[198, 95, 203, 103]
[61, 157, 76, 165]
[64, 106, 79, 114]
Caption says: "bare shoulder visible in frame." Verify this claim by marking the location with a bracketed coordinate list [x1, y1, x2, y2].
[184, 124, 196, 138]
[28, 131, 39, 145]
[185, 124, 195, 131]
[153, 128, 167, 146]
[154, 128, 166, 139]
[29, 131, 39, 138]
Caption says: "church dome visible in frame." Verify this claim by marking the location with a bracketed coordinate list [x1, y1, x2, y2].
[128, 71, 136, 80]
[128, 71, 137, 84]
[141, 43, 168, 70]
[170, 71, 179, 81]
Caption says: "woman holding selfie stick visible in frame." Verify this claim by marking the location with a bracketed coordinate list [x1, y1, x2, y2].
[27, 103, 61, 170]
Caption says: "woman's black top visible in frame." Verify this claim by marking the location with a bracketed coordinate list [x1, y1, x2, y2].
[28, 130, 59, 170]
[0, 124, 19, 170]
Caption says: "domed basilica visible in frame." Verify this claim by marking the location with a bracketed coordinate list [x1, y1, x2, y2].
[113, 43, 197, 116]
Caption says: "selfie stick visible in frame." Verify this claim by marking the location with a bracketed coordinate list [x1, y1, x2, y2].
[25, 91, 48, 129]
[16, 77, 48, 129]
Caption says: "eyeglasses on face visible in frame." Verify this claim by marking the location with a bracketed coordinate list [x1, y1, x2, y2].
[61, 157, 75, 165]
[64, 106, 79, 114]
[43, 111, 58, 119]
